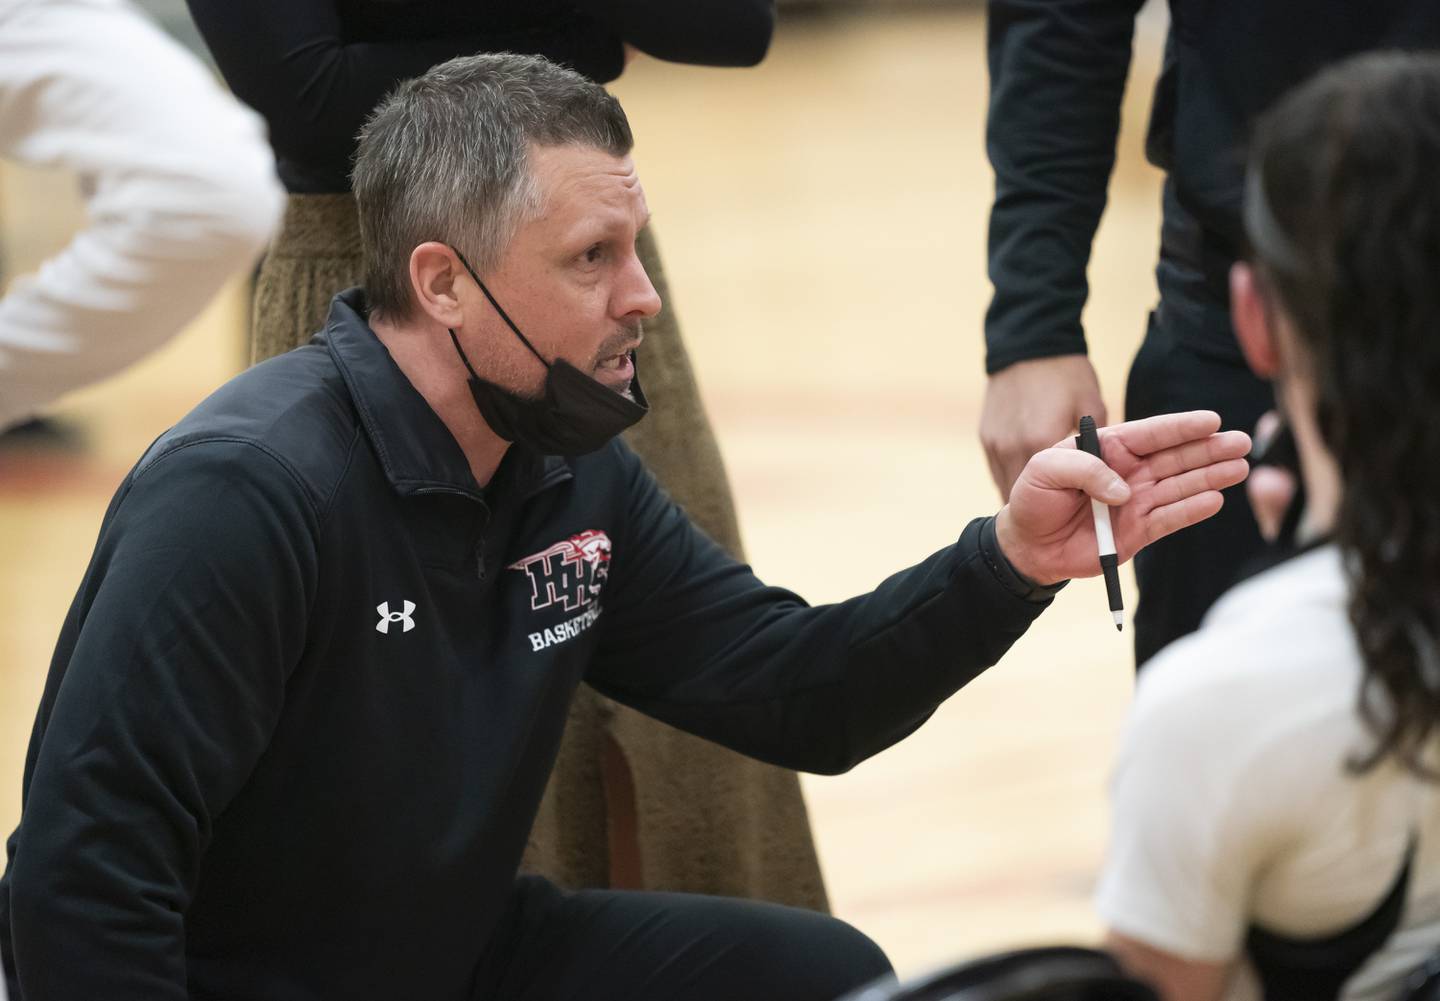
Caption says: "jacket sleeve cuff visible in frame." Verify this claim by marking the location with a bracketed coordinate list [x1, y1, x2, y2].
[979, 516, 1068, 604]
[984, 343, 1091, 376]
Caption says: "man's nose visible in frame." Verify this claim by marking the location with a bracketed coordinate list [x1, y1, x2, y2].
[617, 249, 662, 320]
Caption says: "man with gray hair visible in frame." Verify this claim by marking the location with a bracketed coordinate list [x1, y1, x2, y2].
[0, 53, 1250, 1001]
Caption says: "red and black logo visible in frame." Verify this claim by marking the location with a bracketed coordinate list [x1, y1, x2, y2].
[508, 530, 612, 612]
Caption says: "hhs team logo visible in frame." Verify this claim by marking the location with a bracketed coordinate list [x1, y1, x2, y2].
[509, 530, 612, 612]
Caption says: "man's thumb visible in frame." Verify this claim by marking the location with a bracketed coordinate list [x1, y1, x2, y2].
[1030, 448, 1130, 504]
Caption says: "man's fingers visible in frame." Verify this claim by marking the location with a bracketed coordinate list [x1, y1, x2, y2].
[1102, 410, 1224, 457]
[1001, 453, 1036, 502]
[1144, 458, 1250, 510]
[985, 437, 1062, 502]
[1134, 430, 1251, 484]
[984, 447, 1009, 500]
[982, 443, 1027, 502]
[1141, 490, 1227, 549]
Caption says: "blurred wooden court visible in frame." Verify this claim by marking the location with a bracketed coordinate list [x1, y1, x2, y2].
[0, 3, 1169, 979]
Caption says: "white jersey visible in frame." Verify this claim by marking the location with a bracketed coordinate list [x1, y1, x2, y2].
[0, 0, 283, 428]
[1097, 546, 1440, 1001]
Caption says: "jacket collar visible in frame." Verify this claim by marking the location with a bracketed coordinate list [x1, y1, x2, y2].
[320, 288, 570, 501]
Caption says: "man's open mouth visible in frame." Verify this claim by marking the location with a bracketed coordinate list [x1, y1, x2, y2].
[594, 350, 635, 390]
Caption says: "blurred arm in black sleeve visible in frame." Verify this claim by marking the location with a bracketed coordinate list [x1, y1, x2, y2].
[978, 0, 1146, 499]
[185, 0, 774, 190]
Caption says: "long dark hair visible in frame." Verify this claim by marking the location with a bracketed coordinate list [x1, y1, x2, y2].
[1246, 52, 1440, 776]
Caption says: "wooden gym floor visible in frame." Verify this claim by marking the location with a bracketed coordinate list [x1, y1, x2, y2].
[0, 2, 1169, 978]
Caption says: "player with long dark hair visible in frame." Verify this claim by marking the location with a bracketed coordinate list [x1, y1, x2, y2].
[1098, 51, 1440, 1001]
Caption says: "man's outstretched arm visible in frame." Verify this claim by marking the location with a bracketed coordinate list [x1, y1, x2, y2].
[591, 411, 1249, 773]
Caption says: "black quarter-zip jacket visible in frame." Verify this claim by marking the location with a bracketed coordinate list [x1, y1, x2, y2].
[1, 290, 1055, 1001]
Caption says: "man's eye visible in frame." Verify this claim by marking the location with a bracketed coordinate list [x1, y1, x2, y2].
[583, 244, 604, 265]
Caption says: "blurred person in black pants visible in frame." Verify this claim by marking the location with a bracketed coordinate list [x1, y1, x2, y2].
[977, 0, 1440, 667]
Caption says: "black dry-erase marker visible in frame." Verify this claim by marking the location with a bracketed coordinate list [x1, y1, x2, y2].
[1077, 415, 1124, 631]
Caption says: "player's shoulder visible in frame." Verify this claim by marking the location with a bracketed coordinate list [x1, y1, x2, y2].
[1132, 546, 1357, 738]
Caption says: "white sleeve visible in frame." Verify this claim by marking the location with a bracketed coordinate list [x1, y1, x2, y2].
[1094, 643, 1291, 962]
[0, 0, 285, 429]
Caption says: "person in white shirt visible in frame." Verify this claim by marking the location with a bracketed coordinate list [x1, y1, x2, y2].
[1097, 51, 1440, 1001]
[0, 0, 283, 431]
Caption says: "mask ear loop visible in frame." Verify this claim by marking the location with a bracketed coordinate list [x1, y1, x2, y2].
[451, 246, 551, 369]
[447, 328, 483, 379]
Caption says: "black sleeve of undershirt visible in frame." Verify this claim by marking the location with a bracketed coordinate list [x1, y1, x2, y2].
[588, 443, 1054, 776]
[183, 0, 626, 178]
[184, 0, 774, 186]
[983, 0, 1145, 373]
[571, 0, 775, 67]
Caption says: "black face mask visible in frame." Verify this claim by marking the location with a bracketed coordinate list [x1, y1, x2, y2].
[447, 248, 647, 457]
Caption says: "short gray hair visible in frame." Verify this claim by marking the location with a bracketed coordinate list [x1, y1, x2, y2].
[352, 52, 634, 320]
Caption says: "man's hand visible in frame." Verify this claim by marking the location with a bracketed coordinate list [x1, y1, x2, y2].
[980, 355, 1108, 502]
[994, 411, 1251, 585]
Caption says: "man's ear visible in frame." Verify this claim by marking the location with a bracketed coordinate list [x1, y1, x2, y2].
[1230, 261, 1279, 379]
[408, 242, 464, 327]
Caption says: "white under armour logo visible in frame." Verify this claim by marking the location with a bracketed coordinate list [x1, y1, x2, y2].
[376, 600, 416, 634]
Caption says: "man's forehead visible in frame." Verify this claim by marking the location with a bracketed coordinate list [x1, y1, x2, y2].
[530, 143, 638, 180]
[529, 144, 646, 219]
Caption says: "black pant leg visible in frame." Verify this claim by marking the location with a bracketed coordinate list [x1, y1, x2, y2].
[473, 876, 893, 1001]
[1124, 308, 1274, 667]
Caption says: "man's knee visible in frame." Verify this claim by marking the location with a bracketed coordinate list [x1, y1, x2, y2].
[765, 910, 894, 999]
[824, 918, 894, 995]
